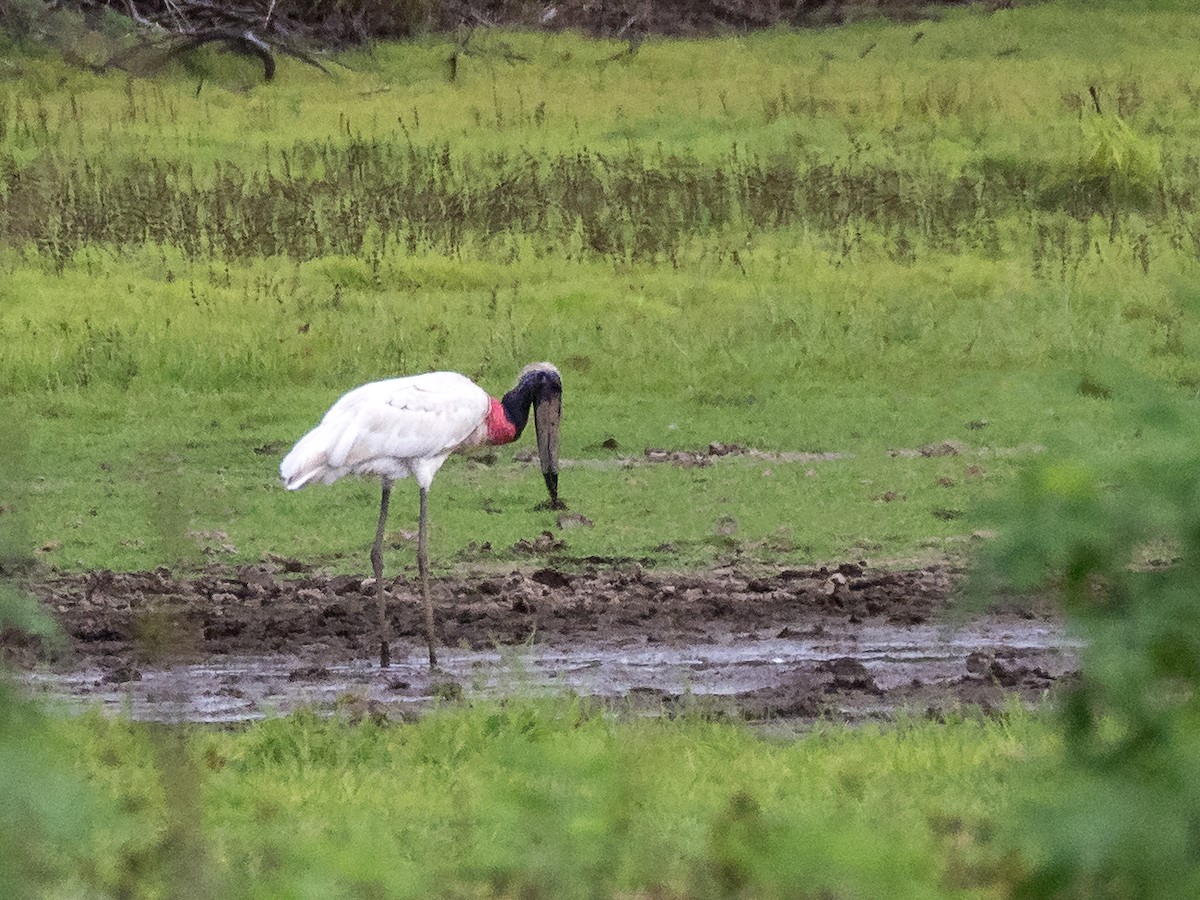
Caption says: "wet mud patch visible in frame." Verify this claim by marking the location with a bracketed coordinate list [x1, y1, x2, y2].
[9, 563, 1075, 723]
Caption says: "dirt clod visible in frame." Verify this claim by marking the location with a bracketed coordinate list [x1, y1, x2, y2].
[920, 441, 967, 457]
[288, 664, 331, 681]
[511, 532, 566, 555]
[556, 512, 594, 530]
[102, 665, 142, 684]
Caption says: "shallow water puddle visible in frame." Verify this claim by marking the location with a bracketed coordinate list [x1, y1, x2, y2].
[20, 618, 1077, 723]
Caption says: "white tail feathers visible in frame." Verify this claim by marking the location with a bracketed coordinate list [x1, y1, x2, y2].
[279, 428, 334, 490]
[280, 462, 326, 490]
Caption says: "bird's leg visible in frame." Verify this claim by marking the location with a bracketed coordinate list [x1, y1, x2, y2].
[418, 486, 438, 669]
[372, 479, 392, 668]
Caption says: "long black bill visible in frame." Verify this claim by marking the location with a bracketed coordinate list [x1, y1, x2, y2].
[533, 381, 562, 506]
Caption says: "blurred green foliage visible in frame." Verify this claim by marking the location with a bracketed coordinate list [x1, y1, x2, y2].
[29, 699, 1047, 898]
[979, 374, 1200, 896]
[0, 574, 88, 897]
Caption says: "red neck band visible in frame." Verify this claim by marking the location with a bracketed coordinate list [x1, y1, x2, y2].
[485, 397, 518, 445]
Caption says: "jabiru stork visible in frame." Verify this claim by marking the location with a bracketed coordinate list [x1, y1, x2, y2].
[280, 362, 563, 668]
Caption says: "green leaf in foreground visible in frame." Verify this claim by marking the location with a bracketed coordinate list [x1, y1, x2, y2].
[979, 380, 1200, 897]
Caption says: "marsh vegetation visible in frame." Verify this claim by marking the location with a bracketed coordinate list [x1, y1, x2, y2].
[5, 1, 1200, 896]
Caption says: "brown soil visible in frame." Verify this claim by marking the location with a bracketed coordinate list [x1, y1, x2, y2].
[9, 561, 1075, 724]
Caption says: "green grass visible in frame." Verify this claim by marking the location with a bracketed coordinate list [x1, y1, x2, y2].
[0, 297, 1176, 573]
[0, 246, 1185, 572]
[12, 697, 1049, 898]
[3, 3, 1200, 576]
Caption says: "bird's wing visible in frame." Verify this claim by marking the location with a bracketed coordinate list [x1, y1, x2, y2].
[323, 372, 490, 470]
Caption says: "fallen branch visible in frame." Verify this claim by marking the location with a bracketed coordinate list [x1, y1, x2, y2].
[97, 0, 334, 82]
[168, 29, 276, 80]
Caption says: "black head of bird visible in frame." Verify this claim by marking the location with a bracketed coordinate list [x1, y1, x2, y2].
[499, 361, 564, 508]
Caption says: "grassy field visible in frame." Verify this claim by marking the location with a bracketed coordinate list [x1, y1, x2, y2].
[4, 0, 1200, 574]
[5, 2, 1200, 896]
[8, 694, 1050, 898]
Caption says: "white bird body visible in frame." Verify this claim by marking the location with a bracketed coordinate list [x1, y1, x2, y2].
[280, 371, 492, 492]
[279, 363, 563, 669]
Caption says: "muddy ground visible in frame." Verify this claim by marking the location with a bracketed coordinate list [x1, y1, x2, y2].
[8, 561, 1075, 724]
